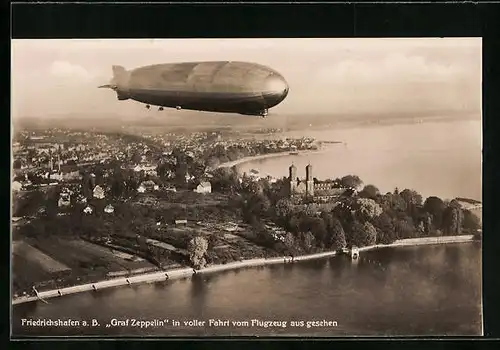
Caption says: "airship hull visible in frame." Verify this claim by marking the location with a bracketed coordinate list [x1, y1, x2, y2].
[102, 61, 289, 116]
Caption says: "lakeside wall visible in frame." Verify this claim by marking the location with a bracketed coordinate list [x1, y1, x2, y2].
[12, 235, 476, 306]
[358, 235, 475, 252]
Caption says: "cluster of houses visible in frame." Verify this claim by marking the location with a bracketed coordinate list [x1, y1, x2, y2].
[52, 173, 213, 217]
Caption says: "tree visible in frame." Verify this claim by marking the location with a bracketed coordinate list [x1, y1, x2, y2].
[359, 184, 380, 200]
[212, 167, 238, 193]
[13, 159, 22, 169]
[362, 222, 377, 246]
[354, 198, 383, 222]
[390, 193, 407, 212]
[394, 217, 416, 239]
[156, 162, 170, 179]
[380, 192, 407, 213]
[283, 232, 296, 250]
[400, 189, 423, 221]
[243, 180, 263, 195]
[187, 236, 209, 269]
[287, 214, 301, 233]
[442, 205, 464, 235]
[462, 209, 481, 231]
[311, 218, 327, 246]
[423, 196, 446, 229]
[400, 189, 423, 207]
[300, 231, 316, 253]
[256, 229, 275, 249]
[417, 212, 433, 236]
[373, 212, 397, 244]
[131, 151, 142, 164]
[243, 193, 271, 218]
[332, 199, 356, 226]
[329, 217, 347, 250]
[340, 175, 363, 189]
[346, 220, 365, 247]
[302, 204, 318, 217]
[111, 174, 125, 198]
[275, 198, 294, 219]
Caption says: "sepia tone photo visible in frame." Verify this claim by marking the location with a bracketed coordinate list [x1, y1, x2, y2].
[11, 38, 482, 337]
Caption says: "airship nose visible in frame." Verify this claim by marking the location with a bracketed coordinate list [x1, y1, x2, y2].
[264, 74, 288, 95]
[262, 74, 289, 107]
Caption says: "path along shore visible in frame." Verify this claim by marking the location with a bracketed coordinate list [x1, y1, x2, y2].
[215, 147, 330, 169]
[12, 235, 476, 306]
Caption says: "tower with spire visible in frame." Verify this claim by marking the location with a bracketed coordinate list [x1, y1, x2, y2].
[48, 149, 53, 171]
[288, 163, 297, 194]
[305, 163, 314, 197]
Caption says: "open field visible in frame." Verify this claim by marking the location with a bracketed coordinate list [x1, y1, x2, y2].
[12, 251, 62, 291]
[13, 241, 71, 273]
[63, 239, 155, 271]
[25, 237, 154, 274]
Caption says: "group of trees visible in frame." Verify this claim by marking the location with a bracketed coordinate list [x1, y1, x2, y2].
[203, 144, 253, 167]
[156, 147, 207, 188]
[225, 172, 482, 253]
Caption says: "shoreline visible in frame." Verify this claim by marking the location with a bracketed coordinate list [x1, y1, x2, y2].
[215, 147, 331, 169]
[12, 235, 476, 306]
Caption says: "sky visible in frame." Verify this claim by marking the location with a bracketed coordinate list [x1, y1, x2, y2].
[11, 38, 482, 119]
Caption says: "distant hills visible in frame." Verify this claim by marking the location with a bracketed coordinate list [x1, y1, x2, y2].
[12, 108, 480, 134]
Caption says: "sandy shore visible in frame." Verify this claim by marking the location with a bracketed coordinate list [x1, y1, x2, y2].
[11, 235, 476, 306]
[216, 147, 330, 169]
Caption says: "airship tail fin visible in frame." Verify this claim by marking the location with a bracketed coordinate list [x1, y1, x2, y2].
[112, 65, 129, 86]
[98, 66, 130, 100]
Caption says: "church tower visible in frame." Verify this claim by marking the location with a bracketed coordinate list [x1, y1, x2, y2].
[48, 149, 53, 171]
[305, 163, 314, 197]
[288, 163, 297, 195]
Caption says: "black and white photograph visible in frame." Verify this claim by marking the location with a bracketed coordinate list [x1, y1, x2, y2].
[11, 38, 482, 337]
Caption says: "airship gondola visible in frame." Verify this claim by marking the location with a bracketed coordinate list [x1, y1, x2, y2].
[99, 61, 289, 118]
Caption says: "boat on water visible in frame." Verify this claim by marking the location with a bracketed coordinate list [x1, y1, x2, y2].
[289, 152, 299, 155]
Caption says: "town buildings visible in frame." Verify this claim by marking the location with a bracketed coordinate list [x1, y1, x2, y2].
[93, 185, 105, 199]
[194, 181, 212, 194]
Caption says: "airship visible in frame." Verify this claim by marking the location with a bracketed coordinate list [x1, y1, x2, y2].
[99, 61, 289, 118]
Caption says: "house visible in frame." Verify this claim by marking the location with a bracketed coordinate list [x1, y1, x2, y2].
[76, 195, 87, 204]
[104, 204, 114, 214]
[142, 180, 160, 191]
[174, 219, 188, 225]
[185, 172, 194, 182]
[138, 180, 159, 192]
[165, 185, 177, 192]
[194, 181, 212, 194]
[83, 206, 93, 214]
[12, 181, 22, 192]
[93, 185, 105, 199]
[58, 192, 71, 207]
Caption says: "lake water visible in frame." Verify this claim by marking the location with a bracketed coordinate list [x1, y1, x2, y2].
[12, 242, 482, 337]
[238, 118, 482, 201]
